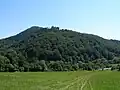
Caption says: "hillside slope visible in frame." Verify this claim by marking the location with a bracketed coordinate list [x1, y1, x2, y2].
[0, 26, 120, 72]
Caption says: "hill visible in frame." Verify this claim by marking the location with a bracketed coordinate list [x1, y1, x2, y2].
[0, 26, 120, 72]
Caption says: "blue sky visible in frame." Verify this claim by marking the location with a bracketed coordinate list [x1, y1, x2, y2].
[0, 0, 120, 40]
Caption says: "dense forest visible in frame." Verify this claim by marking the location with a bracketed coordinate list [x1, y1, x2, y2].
[0, 26, 120, 72]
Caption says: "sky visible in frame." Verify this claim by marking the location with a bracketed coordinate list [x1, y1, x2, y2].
[0, 0, 120, 40]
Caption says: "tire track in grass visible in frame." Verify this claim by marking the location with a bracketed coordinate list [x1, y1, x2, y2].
[59, 72, 91, 90]
[80, 76, 88, 90]
[50, 76, 79, 89]
[39, 74, 80, 90]
[59, 72, 94, 90]
[80, 73, 94, 90]
[76, 76, 85, 90]
[77, 76, 86, 90]
[59, 76, 83, 90]
[49, 73, 78, 89]
[70, 74, 89, 90]
[89, 81, 93, 90]
[46, 72, 95, 90]
[59, 77, 79, 90]
[77, 77, 84, 90]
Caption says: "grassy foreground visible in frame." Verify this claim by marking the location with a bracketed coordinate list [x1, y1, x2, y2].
[0, 71, 120, 90]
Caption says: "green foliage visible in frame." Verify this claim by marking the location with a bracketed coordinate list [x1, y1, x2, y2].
[111, 66, 116, 71]
[0, 26, 120, 72]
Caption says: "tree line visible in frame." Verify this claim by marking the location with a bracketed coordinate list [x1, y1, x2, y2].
[0, 26, 120, 72]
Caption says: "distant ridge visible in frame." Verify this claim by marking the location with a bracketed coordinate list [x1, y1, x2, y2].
[0, 26, 120, 72]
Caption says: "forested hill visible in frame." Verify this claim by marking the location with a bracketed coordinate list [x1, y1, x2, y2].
[0, 26, 120, 72]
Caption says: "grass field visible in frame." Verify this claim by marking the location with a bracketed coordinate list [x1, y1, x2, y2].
[0, 71, 120, 90]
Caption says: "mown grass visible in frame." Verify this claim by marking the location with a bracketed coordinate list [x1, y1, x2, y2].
[87, 71, 120, 90]
[0, 71, 120, 90]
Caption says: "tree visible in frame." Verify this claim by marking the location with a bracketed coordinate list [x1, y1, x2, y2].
[111, 66, 116, 71]
[117, 64, 120, 71]
[0, 55, 10, 72]
[40, 60, 47, 71]
[48, 61, 63, 71]
[19, 67, 24, 72]
[7, 64, 15, 72]
[72, 64, 79, 71]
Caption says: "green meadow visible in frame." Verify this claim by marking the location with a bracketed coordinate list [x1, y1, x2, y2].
[0, 71, 120, 90]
